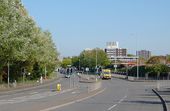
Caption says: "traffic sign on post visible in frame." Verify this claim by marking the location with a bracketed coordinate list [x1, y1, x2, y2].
[114, 65, 117, 68]
[86, 67, 89, 72]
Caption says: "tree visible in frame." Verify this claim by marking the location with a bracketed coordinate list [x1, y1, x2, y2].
[61, 58, 72, 68]
[127, 54, 135, 57]
[0, 0, 59, 82]
[147, 56, 166, 65]
[79, 48, 110, 70]
[146, 64, 170, 79]
[152, 64, 169, 73]
[166, 55, 170, 63]
[71, 56, 80, 68]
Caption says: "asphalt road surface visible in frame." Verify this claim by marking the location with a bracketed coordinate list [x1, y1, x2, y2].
[0, 74, 169, 111]
[51, 78, 165, 111]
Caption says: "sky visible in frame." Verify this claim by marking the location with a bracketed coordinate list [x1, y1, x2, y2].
[22, 0, 170, 57]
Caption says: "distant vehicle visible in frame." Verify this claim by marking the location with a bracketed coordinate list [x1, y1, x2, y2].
[65, 74, 70, 78]
[101, 69, 112, 79]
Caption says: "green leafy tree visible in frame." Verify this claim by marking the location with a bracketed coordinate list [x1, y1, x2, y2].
[79, 48, 110, 70]
[147, 56, 166, 65]
[146, 64, 170, 79]
[0, 0, 59, 82]
[71, 56, 80, 68]
[61, 58, 72, 68]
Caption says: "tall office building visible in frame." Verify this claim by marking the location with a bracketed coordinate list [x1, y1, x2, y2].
[106, 42, 119, 49]
[136, 50, 151, 60]
[105, 42, 127, 59]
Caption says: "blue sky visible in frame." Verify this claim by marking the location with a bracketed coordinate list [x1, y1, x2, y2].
[22, 0, 170, 57]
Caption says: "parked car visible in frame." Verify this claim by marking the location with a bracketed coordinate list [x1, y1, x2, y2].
[65, 74, 70, 78]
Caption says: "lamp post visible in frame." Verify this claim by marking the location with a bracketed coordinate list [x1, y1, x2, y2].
[114, 56, 117, 72]
[45, 66, 47, 79]
[134, 34, 139, 80]
[23, 68, 25, 83]
[79, 59, 80, 71]
[96, 48, 98, 73]
[130, 33, 139, 80]
[7, 62, 10, 88]
[137, 55, 139, 79]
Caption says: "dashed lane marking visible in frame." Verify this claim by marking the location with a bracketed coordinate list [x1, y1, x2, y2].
[107, 95, 127, 111]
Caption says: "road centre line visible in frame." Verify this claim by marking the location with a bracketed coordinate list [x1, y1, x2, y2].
[29, 92, 38, 95]
[107, 95, 127, 111]
[107, 104, 117, 110]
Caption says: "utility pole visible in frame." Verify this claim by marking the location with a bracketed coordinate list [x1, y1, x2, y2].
[114, 56, 117, 72]
[23, 68, 25, 83]
[79, 59, 80, 71]
[45, 66, 47, 79]
[96, 48, 98, 73]
[137, 55, 139, 80]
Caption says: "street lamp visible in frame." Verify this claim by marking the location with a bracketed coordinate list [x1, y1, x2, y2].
[44, 66, 47, 79]
[7, 62, 10, 88]
[137, 55, 139, 79]
[21, 67, 26, 84]
[96, 48, 98, 73]
[132, 33, 139, 80]
[79, 59, 80, 71]
[114, 56, 117, 72]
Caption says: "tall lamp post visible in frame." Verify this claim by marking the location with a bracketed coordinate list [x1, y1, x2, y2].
[137, 55, 139, 79]
[79, 59, 80, 71]
[45, 66, 47, 79]
[96, 48, 98, 73]
[134, 34, 139, 80]
[7, 62, 10, 88]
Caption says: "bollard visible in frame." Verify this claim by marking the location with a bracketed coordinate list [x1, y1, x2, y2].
[96, 78, 98, 82]
[57, 83, 61, 91]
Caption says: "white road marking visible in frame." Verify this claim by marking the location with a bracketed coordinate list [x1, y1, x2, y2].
[118, 95, 127, 104]
[0, 88, 75, 106]
[40, 88, 105, 111]
[29, 92, 38, 95]
[71, 92, 76, 94]
[107, 95, 127, 111]
[107, 104, 117, 110]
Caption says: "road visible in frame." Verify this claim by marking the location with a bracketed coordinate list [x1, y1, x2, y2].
[0, 74, 169, 111]
[49, 78, 166, 111]
[0, 73, 100, 111]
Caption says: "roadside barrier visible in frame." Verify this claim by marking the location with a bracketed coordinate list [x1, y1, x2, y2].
[152, 89, 168, 111]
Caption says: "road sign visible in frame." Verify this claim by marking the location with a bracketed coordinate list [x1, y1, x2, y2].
[114, 65, 117, 68]
[86, 67, 89, 72]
